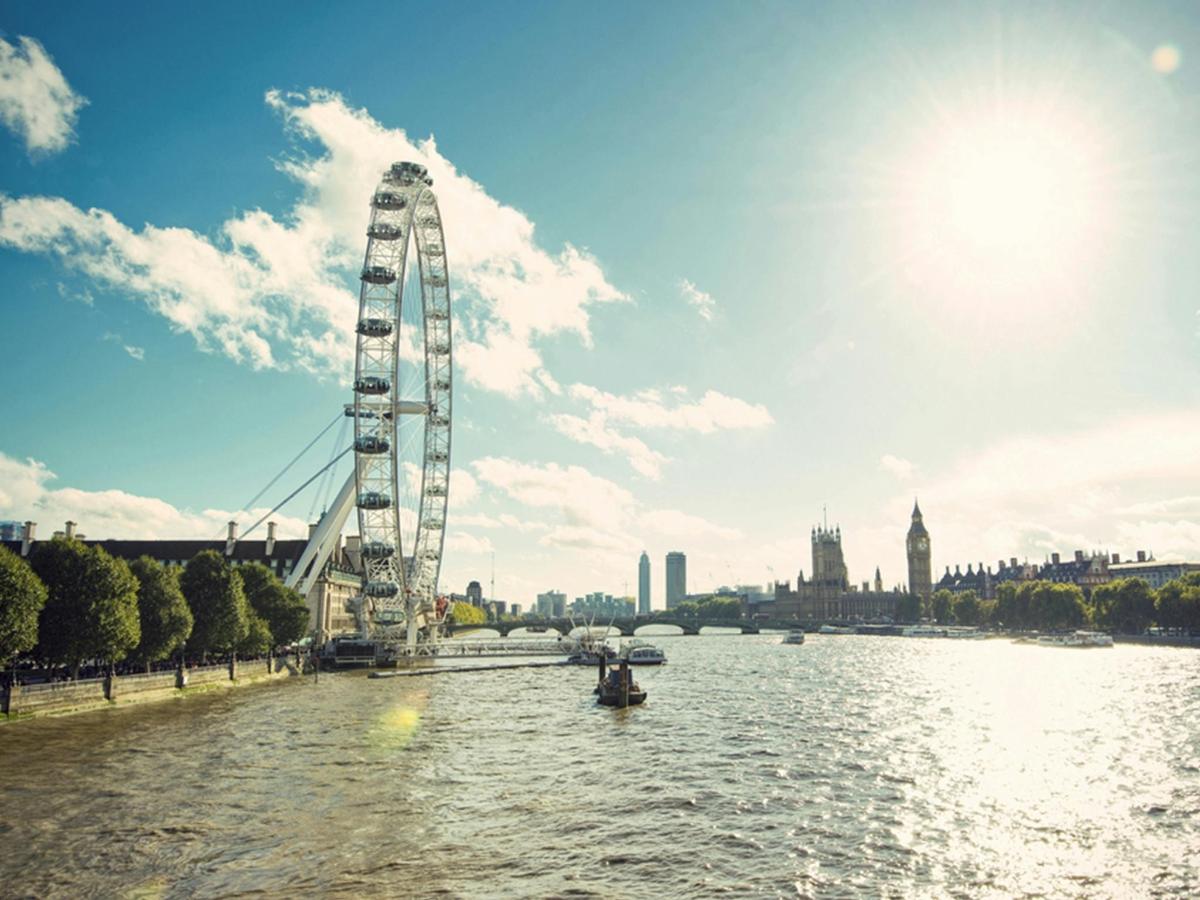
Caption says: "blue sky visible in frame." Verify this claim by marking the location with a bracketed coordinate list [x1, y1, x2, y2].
[1, 1, 1198, 607]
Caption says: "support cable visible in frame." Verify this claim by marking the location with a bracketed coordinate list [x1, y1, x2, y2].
[240, 445, 354, 540]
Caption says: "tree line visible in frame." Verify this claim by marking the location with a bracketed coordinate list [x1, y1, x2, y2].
[909, 574, 1200, 633]
[0, 539, 311, 679]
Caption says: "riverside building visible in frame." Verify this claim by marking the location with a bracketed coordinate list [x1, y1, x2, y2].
[638, 551, 651, 615]
[665, 551, 687, 610]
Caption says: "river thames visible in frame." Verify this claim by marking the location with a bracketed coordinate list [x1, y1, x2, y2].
[1, 633, 1197, 898]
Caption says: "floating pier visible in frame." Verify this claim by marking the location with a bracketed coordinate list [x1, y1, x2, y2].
[369, 659, 570, 679]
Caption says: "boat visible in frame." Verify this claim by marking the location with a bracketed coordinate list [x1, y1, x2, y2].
[901, 625, 947, 638]
[782, 630, 806, 644]
[943, 627, 986, 639]
[619, 639, 666, 665]
[818, 625, 856, 635]
[1034, 630, 1114, 648]
[595, 658, 646, 707]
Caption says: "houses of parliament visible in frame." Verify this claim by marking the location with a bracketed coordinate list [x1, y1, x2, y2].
[767, 502, 932, 620]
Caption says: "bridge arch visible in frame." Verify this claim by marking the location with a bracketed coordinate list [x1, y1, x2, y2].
[634, 623, 685, 637]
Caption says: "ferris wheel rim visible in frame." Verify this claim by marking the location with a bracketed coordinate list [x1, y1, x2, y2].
[350, 161, 452, 636]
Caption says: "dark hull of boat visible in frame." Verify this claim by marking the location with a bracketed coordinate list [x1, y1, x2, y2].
[597, 689, 647, 707]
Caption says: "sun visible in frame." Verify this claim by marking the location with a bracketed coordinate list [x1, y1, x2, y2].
[897, 104, 1110, 313]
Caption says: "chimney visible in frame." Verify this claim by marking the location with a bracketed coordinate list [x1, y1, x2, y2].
[1051, 552, 1061, 565]
[65, 521, 76, 540]
[998, 559, 1005, 571]
[308, 522, 318, 540]
[1010, 557, 1018, 569]
[1137, 550, 1146, 562]
[225, 520, 238, 557]
[20, 521, 35, 557]
[1074, 549, 1084, 563]
[1112, 553, 1120, 564]
[266, 521, 277, 557]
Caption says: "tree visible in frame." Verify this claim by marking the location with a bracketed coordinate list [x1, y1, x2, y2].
[238, 613, 273, 657]
[894, 593, 921, 624]
[1091, 577, 1156, 634]
[30, 538, 140, 677]
[930, 589, 954, 624]
[129, 557, 193, 669]
[953, 590, 982, 626]
[181, 551, 248, 658]
[994, 582, 1023, 629]
[1156, 575, 1200, 633]
[1026, 581, 1086, 631]
[238, 562, 310, 646]
[449, 602, 486, 625]
[0, 546, 47, 667]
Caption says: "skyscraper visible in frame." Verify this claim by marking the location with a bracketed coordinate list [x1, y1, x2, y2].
[638, 551, 651, 615]
[906, 499, 932, 601]
[665, 551, 686, 609]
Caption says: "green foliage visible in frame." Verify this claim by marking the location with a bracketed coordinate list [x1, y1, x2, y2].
[930, 589, 954, 624]
[238, 612, 274, 657]
[181, 551, 249, 656]
[1091, 577, 1156, 634]
[450, 601, 487, 625]
[30, 538, 140, 672]
[952, 590, 982, 626]
[658, 596, 742, 620]
[1155, 576, 1200, 632]
[239, 562, 310, 645]
[129, 557, 193, 665]
[0, 546, 47, 664]
[993, 580, 1087, 631]
[894, 593, 922, 623]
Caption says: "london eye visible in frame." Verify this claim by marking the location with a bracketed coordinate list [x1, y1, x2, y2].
[284, 161, 452, 652]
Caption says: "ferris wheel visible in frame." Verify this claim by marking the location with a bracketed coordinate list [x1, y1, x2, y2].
[353, 161, 452, 644]
[284, 161, 451, 650]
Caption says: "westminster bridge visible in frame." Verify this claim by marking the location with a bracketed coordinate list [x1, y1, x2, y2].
[444, 617, 817, 637]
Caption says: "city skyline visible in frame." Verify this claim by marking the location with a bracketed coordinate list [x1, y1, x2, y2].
[1, 3, 1198, 605]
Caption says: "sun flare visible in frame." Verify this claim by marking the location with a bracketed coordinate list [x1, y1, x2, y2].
[898, 105, 1109, 312]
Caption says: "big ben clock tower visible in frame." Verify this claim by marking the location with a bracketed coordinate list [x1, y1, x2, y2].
[906, 499, 932, 601]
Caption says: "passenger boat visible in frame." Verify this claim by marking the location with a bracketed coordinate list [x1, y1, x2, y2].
[595, 658, 646, 707]
[562, 628, 616, 664]
[619, 640, 666, 665]
[818, 625, 856, 635]
[901, 625, 947, 638]
[782, 630, 806, 644]
[1034, 630, 1114, 648]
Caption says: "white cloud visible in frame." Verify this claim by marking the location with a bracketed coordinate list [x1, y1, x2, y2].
[879, 409, 1200, 574]
[0, 451, 310, 540]
[472, 457, 634, 536]
[444, 531, 494, 555]
[101, 331, 145, 361]
[0, 88, 627, 392]
[449, 468, 479, 509]
[0, 36, 86, 156]
[637, 509, 741, 541]
[879, 454, 915, 480]
[678, 278, 716, 321]
[55, 281, 93, 305]
[470, 455, 741, 562]
[568, 384, 774, 433]
[545, 411, 668, 479]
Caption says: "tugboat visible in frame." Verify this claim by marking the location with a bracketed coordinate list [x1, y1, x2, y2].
[595, 657, 646, 707]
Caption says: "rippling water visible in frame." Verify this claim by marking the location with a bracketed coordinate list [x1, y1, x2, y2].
[1, 634, 1198, 898]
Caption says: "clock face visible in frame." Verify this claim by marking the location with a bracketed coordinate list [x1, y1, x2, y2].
[918, 538, 928, 552]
